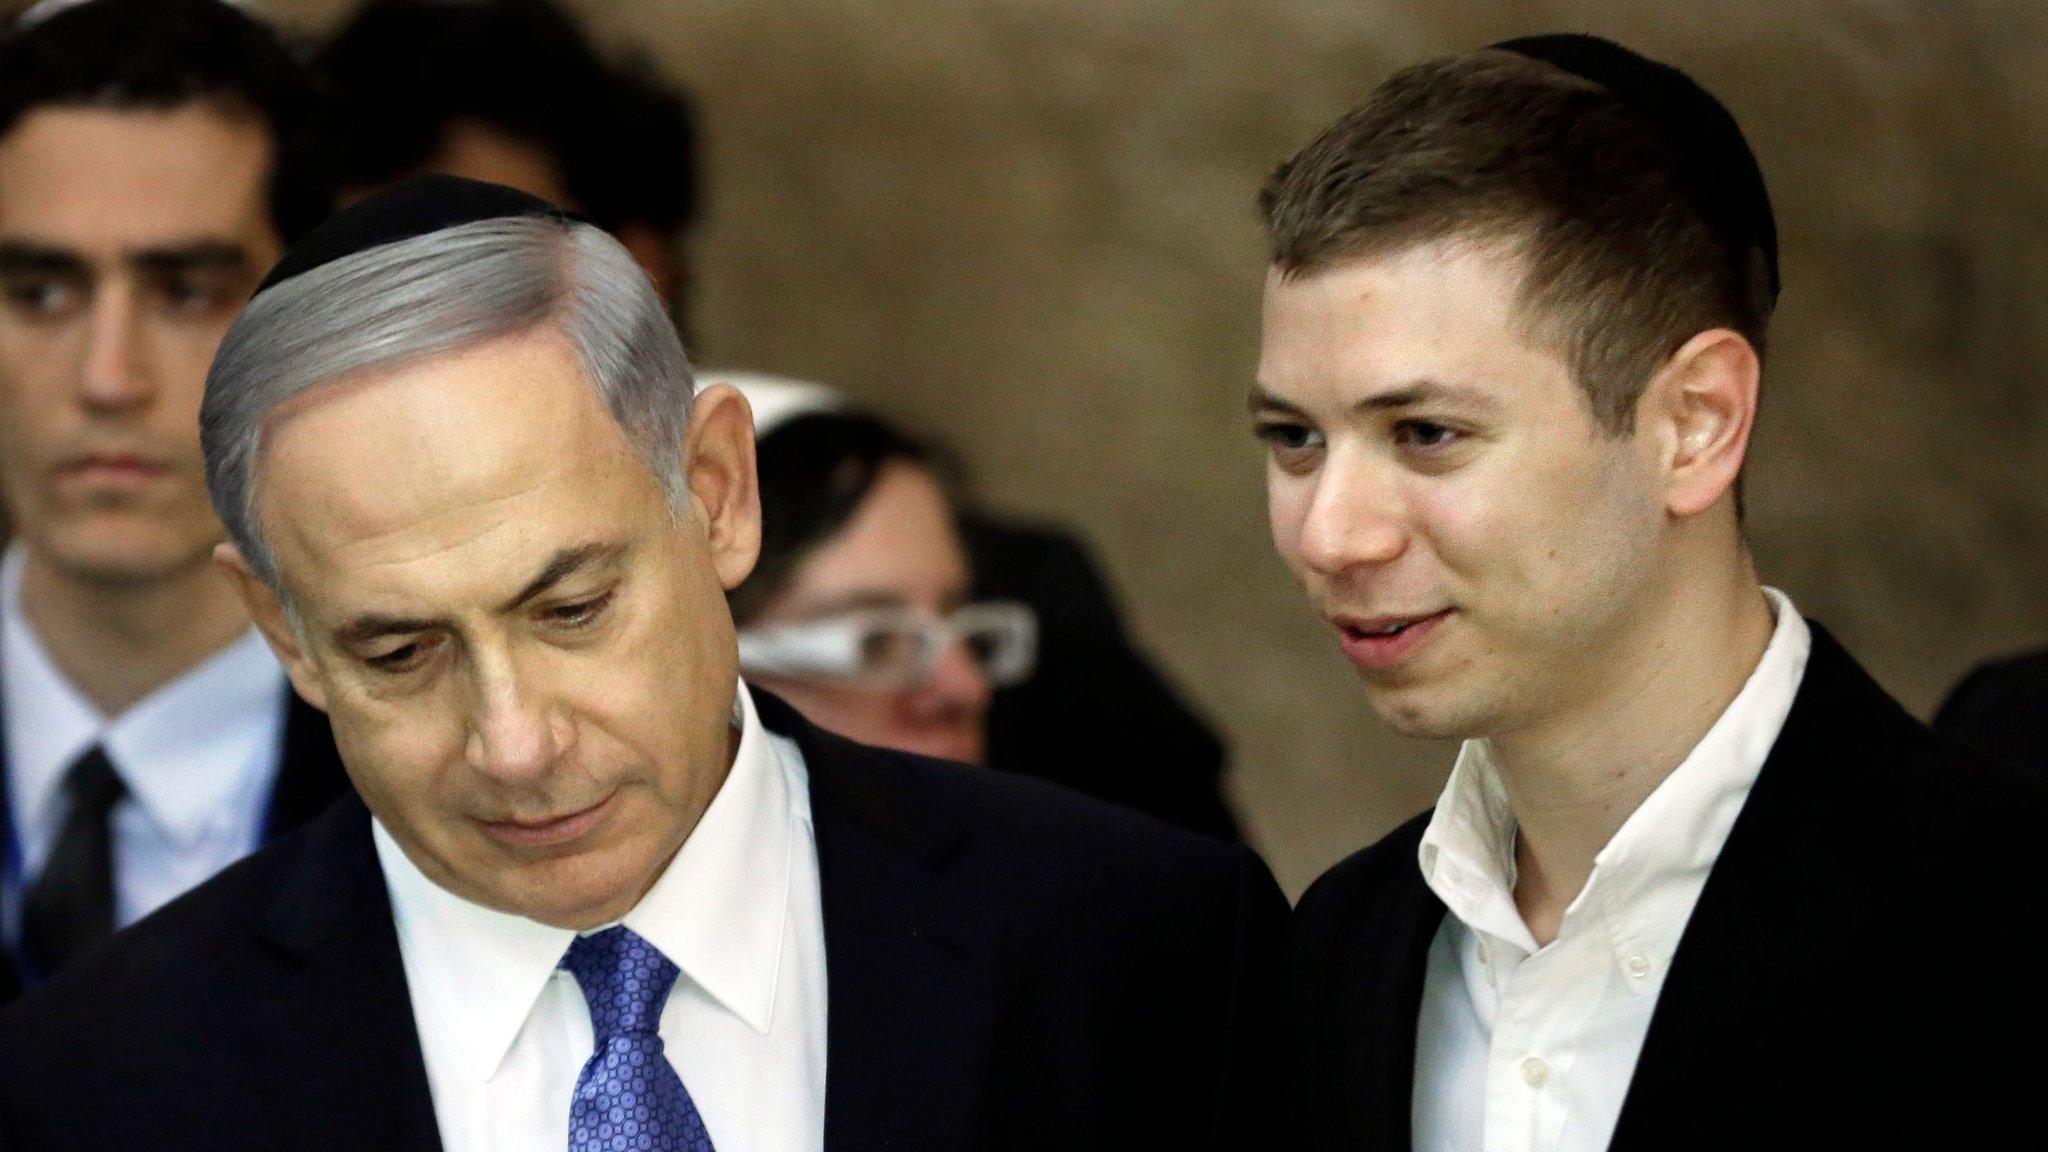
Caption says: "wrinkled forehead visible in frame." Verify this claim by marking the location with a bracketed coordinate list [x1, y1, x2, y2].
[253, 331, 658, 601]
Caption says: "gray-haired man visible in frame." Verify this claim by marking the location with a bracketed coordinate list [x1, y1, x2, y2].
[0, 177, 1285, 1152]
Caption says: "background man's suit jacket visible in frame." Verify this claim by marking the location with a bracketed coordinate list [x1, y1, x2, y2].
[1281, 625, 2048, 1150]
[0, 691, 1286, 1152]
[0, 691, 349, 1005]
[1935, 645, 2048, 771]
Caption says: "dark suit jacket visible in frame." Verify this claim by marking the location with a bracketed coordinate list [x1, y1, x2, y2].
[0, 687, 349, 1005]
[1934, 645, 2048, 771]
[0, 690, 1285, 1151]
[1282, 624, 2048, 1150]
[964, 514, 1243, 842]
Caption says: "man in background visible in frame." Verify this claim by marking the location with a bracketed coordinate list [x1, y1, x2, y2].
[317, 0, 1243, 841]
[0, 0, 345, 1002]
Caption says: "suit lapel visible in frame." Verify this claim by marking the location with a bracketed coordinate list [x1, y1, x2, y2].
[241, 794, 443, 1152]
[1610, 627, 1886, 1148]
[261, 688, 352, 842]
[1333, 856, 1444, 1152]
[756, 691, 1002, 1152]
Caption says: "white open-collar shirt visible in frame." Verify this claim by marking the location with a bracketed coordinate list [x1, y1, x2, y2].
[1412, 588, 1811, 1152]
[0, 542, 286, 934]
[374, 681, 828, 1152]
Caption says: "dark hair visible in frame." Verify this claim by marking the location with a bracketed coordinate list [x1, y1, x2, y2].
[730, 413, 945, 624]
[1261, 48, 1776, 433]
[314, 0, 701, 242]
[0, 0, 336, 245]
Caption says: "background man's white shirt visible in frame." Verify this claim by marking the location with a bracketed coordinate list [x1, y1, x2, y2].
[0, 543, 286, 935]
[376, 680, 828, 1152]
[1411, 588, 1811, 1152]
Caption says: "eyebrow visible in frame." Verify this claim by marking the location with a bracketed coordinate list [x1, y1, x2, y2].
[497, 542, 627, 613]
[1249, 378, 1504, 417]
[330, 542, 629, 647]
[0, 240, 252, 277]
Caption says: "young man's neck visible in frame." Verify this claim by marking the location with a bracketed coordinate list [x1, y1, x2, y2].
[17, 548, 254, 718]
[1492, 550, 1777, 946]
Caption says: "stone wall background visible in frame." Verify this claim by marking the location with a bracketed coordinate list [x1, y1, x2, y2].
[269, 0, 2048, 895]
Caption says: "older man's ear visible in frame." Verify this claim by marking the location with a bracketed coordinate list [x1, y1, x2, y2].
[213, 541, 330, 712]
[682, 382, 763, 592]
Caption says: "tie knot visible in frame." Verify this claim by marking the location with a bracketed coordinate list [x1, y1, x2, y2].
[63, 747, 125, 813]
[560, 926, 680, 1040]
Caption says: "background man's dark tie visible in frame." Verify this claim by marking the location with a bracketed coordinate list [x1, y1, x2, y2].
[21, 746, 125, 977]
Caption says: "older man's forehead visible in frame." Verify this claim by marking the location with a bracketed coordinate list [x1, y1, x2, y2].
[255, 330, 655, 591]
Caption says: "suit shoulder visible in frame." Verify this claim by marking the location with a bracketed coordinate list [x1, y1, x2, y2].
[0, 809, 321, 1043]
[893, 746, 1256, 878]
[1292, 810, 1432, 937]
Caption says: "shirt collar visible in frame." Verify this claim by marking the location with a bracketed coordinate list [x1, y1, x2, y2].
[373, 680, 801, 1082]
[1, 542, 286, 850]
[1418, 587, 1812, 960]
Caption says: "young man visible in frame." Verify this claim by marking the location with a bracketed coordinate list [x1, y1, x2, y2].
[1256, 35, 2047, 1149]
[0, 0, 343, 1002]
[0, 177, 1284, 1151]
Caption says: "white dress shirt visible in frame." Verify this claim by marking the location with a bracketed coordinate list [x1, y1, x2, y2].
[1411, 588, 1811, 1152]
[0, 543, 288, 933]
[375, 680, 828, 1152]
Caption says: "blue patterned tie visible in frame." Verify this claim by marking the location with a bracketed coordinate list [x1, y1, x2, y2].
[560, 926, 715, 1152]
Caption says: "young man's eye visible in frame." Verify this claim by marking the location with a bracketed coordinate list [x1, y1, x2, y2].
[1255, 421, 1327, 466]
[1393, 420, 1462, 450]
[0, 276, 83, 319]
[149, 275, 238, 318]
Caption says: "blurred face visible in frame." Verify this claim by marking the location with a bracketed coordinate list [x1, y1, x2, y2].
[231, 331, 761, 929]
[1254, 241, 1668, 741]
[747, 461, 992, 764]
[0, 104, 281, 585]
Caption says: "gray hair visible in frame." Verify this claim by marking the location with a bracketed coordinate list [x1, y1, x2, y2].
[202, 215, 695, 595]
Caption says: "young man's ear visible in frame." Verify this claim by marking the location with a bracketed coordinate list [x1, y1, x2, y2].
[1644, 328, 1760, 519]
[213, 542, 328, 712]
[681, 383, 763, 591]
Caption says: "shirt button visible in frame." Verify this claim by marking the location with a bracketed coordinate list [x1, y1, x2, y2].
[1521, 1057, 1549, 1087]
[1624, 953, 1652, 979]
[1475, 941, 1490, 964]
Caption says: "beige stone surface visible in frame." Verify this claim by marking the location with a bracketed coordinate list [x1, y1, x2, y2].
[266, 0, 2048, 894]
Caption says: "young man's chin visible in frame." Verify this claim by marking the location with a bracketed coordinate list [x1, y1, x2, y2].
[1360, 682, 1487, 742]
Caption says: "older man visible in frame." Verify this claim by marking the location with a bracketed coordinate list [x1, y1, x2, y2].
[0, 177, 1284, 1152]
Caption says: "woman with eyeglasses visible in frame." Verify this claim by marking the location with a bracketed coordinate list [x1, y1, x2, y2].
[711, 373, 1036, 765]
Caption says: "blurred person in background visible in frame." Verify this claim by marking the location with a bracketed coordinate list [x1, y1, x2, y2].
[0, 0, 345, 1004]
[716, 372, 1241, 838]
[315, 0, 701, 325]
[715, 372, 1029, 767]
[1935, 646, 2048, 770]
[319, 0, 1243, 841]
[1262, 35, 2048, 1148]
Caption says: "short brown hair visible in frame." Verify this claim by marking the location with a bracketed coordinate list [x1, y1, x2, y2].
[1260, 49, 1776, 432]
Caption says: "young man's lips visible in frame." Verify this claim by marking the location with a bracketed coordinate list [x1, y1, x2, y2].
[479, 793, 615, 849]
[1334, 609, 1452, 671]
[61, 455, 169, 485]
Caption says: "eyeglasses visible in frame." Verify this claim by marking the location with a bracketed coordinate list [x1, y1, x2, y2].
[737, 601, 1038, 692]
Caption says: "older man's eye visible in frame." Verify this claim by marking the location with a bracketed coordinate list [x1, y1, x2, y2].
[544, 591, 614, 629]
[366, 636, 440, 674]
